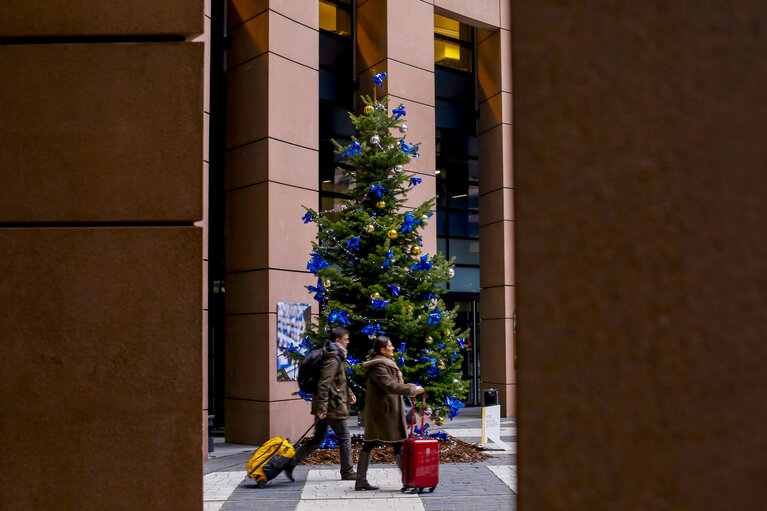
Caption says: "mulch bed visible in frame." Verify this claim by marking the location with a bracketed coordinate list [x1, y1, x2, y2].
[298, 434, 489, 465]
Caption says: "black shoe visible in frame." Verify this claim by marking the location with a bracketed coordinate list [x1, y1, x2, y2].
[355, 479, 379, 491]
[284, 464, 295, 482]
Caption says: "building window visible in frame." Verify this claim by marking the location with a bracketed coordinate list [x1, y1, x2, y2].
[319, 0, 355, 212]
[434, 14, 478, 293]
[434, 13, 473, 72]
[319, 0, 352, 36]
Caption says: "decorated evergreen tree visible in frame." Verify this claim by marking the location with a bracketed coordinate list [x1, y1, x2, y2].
[294, 74, 468, 424]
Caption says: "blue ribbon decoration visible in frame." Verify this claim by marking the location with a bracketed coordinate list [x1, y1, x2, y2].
[400, 213, 420, 234]
[393, 104, 406, 119]
[361, 323, 386, 336]
[327, 310, 351, 325]
[386, 284, 401, 297]
[370, 184, 388, 199]
[386, 250, 394, 259]
[307, 278, 327, 303]
[346, 355, 360, 374]
[370, 299, 389, 310]
[446, 396, 465, 419]
[300, 335, 313, 354]
[410, 254, 433, 272]
[428, 307, 442, 325]
[419, 292, 435, 302]
[373, 72, 387, 89]
[346, 237, 360, 251]
[307, 252, 330, 274]
[302, 211, 315, 223]
[319, 430, 339, 449]
[341, 140, 362, 158]
[438, 343, 445, 350]
[399, 142, 420, 158]
[398, 342, 406, 365]
[381, 258, 390, 269]
[409, 177, 422, 188]
[456, 337, 467, 349]
[298, 390, 313, 402]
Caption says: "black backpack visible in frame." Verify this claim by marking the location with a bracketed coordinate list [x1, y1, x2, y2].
[297, 347, 341, 394]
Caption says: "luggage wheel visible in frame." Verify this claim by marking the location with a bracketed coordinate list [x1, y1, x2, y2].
[257, 480, 267, 488]
[428, 485, 436, 493]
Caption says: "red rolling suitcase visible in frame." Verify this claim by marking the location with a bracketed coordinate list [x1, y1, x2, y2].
[401, 394, 439, 493]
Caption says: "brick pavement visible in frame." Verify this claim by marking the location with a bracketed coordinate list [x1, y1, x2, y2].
[204, 409, 516, 511]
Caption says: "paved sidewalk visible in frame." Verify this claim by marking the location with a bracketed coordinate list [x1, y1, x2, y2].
[203, 407, 516, 511]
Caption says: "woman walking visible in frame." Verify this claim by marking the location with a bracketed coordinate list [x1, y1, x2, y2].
[355, 335, 424, 491]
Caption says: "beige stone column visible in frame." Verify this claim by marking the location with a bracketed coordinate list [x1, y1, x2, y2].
[225, 0, 319, 444]
[476, 2, 515, 417]
[357, 0, 438, 254]
[513, 1, 767, 508]
[0, 2, 204, 509]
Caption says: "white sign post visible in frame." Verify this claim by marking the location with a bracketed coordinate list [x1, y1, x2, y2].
[481, 405, 511, 451]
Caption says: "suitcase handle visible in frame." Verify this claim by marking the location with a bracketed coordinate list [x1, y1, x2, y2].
[408, 392, 427, 438]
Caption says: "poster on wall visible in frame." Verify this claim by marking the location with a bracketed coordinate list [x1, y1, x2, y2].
[277, 302, 311, 381]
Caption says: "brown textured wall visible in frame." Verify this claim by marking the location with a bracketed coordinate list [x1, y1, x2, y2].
[0, 229, 201, 510]
[0, 0, 202, 37]
[0, 2, 204, 509]
[513, 2, 767, 509]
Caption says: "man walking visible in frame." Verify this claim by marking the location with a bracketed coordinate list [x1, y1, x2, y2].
[285, 327, 357, 481]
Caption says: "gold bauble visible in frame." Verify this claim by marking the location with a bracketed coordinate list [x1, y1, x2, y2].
[322, 279, 331, 288]
[411, 246, 421, 255]
[376, 200, 386, 208]
[438, 361, 446, 369]
[425, 336, 433, 344]
[387, 229, 398, 239]
[364, 224, 375, 233]
[364, 105, 374, 115]
[407, 306, 414, 314]
[444, 329, 451, 336]
[371, 292, 381, 299]
[435, 416, 445, 426]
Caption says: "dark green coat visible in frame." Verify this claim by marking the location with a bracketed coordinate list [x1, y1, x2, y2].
[312, 346, 352, 420]
[362, 355, 418, 443]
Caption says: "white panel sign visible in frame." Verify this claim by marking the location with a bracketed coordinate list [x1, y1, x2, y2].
[481, 405, 511, 451]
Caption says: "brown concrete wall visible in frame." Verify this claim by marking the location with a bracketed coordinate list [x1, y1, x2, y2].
[225, 0, 319, 444]
[513, 1, 767, 509]
[0, 2, 204, 510]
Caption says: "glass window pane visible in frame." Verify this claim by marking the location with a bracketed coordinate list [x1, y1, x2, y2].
[434, 14, 472, 42]
[448, 211, 479, 237]
[450, 239, 479, 265]
[437, 237, 447, 258]
[450, 267, 480, 292]
[437, 210, 447, 236]
[434, 40, 472, 72]
[319, 1, 351, 36]
[467, 184, 479, 209]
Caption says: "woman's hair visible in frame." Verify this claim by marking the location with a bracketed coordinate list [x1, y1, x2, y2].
[367, 335, 391, 359]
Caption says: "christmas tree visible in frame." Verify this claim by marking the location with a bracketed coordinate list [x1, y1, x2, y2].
[296, 74, 467, 424]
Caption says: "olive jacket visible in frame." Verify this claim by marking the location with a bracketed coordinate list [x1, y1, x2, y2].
[312, 343, 352, 420]
[362, 355, 419, 443]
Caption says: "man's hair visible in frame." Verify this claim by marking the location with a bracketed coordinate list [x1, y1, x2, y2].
[329, 327, 349, 342]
